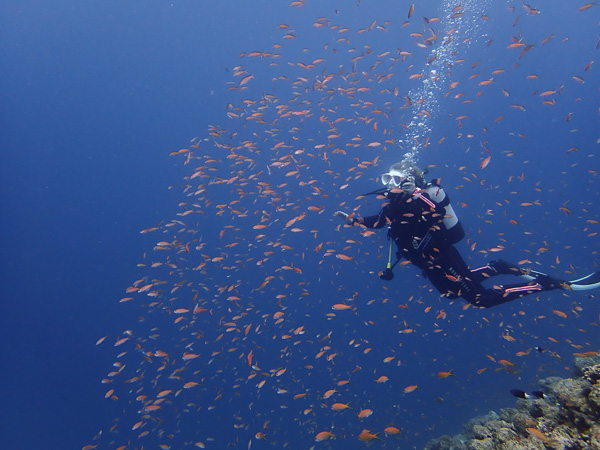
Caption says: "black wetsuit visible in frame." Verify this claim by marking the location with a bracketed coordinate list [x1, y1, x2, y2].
[355, 186, 558, 308]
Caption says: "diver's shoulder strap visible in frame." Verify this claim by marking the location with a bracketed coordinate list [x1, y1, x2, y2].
[412, 189, 438, 210]
[421, 184, 450, 209]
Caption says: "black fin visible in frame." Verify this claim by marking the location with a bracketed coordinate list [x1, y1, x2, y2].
[510, 389, 526, 399]
[531, 390, 546, 399]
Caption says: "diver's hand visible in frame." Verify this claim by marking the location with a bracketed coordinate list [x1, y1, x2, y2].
[417, 232, 434, 254]
[334, 211, 354, 225]
[413, 231, 444, 263]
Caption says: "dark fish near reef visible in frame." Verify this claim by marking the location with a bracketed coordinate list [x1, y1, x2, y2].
[510, 389, 546, 399]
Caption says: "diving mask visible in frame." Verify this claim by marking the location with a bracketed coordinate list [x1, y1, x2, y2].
[381, 172, 416, 193]
[381, 171, 404, 187]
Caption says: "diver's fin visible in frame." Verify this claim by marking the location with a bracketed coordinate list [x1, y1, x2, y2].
[519, 270, 566, 290]
[521, 269, 600, 291]
[568, 270, 600, 291]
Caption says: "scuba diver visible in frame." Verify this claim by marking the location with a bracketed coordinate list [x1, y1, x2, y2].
[335, 162, 600, 308]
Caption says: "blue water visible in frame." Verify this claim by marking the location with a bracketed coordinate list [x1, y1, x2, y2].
[2, 0, 599, 448]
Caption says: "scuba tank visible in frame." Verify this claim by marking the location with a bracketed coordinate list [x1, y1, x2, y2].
[423, 182, 465, 244]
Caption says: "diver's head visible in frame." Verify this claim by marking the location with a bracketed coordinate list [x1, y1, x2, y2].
[381, 163, 426, 193]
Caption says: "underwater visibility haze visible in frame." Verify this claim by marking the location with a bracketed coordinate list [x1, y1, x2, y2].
[2, 0, 599, 448]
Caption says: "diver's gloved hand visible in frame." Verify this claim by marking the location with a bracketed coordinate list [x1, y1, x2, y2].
[334, 211, 355, 225]
[379, 268, 394, 281]
[417, 232, 434, 255]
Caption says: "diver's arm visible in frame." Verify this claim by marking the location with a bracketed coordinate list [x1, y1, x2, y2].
[334, 211, 355, 225]
[335, 208, 387, 228]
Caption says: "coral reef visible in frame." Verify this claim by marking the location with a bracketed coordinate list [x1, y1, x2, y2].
[426, 354, 600, 449]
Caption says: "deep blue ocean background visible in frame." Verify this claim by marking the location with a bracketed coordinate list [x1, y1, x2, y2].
[2, 1, 599, 449]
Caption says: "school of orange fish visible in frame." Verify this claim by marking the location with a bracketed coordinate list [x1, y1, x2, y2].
[87, 1, 599, 448]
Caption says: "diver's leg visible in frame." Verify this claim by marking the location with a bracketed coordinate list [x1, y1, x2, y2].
[469, 260, 524, 283]
[454, 256, 560, 308]
[426, 246, 480, 299]
[470, 277, 567, 308]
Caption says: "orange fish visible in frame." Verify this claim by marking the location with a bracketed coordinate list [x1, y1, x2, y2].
[498, 359, 515, 367]
[552, 310, 567, 319]
[331, 402, 351, 411]
[323, 389, 336, 399]
[527, 427, 549, 442]
[384, 426, 401, 435]
[332, 303, 353, 311]
[403, 384, 418, 393]
[480, 155, 491, 169]
[579, 3, 595, 11]
[144, 404, 161, 412]
[357, 408, 373, 419]
[239, 75, 254, 86]
[114, 337, 129, 346]
[315, 431, 335, 442]
[437, 370, 455, 378]
[358, 430, 380, 441]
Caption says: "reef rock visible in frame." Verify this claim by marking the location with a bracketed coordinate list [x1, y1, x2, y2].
[426, 356, 600, 450]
